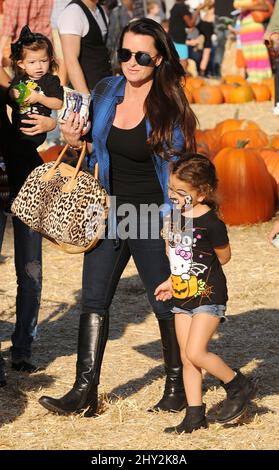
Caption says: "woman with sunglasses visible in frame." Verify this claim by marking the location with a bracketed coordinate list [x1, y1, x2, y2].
[39, 18, 197, 418]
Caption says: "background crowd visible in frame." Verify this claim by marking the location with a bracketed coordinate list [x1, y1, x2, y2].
[0, 1, 277, 89]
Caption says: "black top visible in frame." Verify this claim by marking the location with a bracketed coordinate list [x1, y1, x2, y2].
[69, 0, 111, 90]
[169, 2, 191, 44]
[9, 73, 64, 147]
[107, 117, 164, 208]
[214, 0, 234, 18]
[165, 209, 229, 310]
[10, 73, 63, 128]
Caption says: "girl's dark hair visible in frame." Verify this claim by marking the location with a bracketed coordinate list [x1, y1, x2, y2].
[11, 26, 58, 78]
[170, 153, 219, 210]
[118, 18, 197, 159]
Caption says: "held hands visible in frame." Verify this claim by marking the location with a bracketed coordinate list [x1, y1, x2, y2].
[20, 114, 56, 136]
[24, 89, 41, 105]
[154, 278, 173, 302]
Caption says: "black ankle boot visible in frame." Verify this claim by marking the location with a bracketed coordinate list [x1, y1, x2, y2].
[39, 313, 109, 416]
[148, 318, 186, 412]
[217, 370, 257, 423]
[164, 404, 207, 434]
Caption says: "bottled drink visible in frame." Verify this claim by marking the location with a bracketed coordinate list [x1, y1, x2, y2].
[12, 82, 31, 104]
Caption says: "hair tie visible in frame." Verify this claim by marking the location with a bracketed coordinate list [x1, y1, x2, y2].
[11, 25, 38, 60]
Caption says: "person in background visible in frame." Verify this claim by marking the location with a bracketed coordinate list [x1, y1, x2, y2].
[161, 18, 170, 33]
[51, 0, 71, 86]
[38, 18, 197, 418]
[196, 0, 215, 76]
[99, 0, 118, 15]
[265, 0, 279, 37]
[106, 0, 135, 74]
[234, 0, 272, 82]
[0, 0, 53, 68]
[46, 0, 71, 147]
[146, 1, 163, 23]
[57, 0, 111, 94]
[169, 0, 206, 72]
[213, 0, 234, 77]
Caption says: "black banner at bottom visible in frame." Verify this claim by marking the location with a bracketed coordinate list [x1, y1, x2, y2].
[0, 450, 277, 465]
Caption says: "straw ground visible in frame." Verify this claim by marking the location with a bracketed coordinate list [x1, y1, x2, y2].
[0, 102, 278, 450]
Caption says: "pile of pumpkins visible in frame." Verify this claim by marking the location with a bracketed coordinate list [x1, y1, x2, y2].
[195, 118, 279, 225]
[184, 75, 274, 105]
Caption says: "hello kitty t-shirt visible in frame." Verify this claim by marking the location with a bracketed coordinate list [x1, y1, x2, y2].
[165, 209, 229, 310]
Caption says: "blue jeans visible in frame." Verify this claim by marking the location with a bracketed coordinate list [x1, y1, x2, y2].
[82, 226, 173, 320]
[0, 213, 42, 361]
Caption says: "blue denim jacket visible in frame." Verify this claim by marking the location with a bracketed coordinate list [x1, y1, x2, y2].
[88, 75, 185, 205]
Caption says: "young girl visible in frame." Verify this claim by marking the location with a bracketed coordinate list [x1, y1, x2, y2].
[155, 154, 256, 434]
[7, 25, 63, 198]
[9, 25, 63, 147]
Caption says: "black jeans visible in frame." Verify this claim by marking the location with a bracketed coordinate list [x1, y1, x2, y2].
[0, 213, 42, 361]
[82, 223, 173, 320]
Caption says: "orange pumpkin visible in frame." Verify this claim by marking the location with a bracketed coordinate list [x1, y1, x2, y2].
[39, 144, 64, 162]
[192, 85, 224, 105]
[195, 129, 210, 157]
[39, 144, 78, 163]
[214, 118, 260, 138]
[261, 77, 275, 100]
[214, 146, 275, 225]
[219, 83, 235, 103]
[269, 135, 279, 149]
[195, 129, 220, 159]
[222, 75, 247, 86]
[219, 129, 268, 150]
[227, 84, 254, 103]
[250, 83, 271, 102]
[185, 76, 205, 92]
[259, 148, 279, 199]
[184, 86, 194, 104]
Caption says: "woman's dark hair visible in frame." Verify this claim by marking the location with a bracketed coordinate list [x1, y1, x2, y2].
[118, 18, 197, 159]
[169, 153, 219, 210]
[11, 26, 58, 78]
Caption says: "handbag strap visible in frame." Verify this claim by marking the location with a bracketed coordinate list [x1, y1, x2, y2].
[54, 142, 87, 175]
[41, 142, 100, 192]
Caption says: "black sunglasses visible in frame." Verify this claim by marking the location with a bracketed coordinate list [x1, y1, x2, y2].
[117, 48, 157, 66]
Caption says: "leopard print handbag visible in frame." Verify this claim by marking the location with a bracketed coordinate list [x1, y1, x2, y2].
[11, 143, 109, 254]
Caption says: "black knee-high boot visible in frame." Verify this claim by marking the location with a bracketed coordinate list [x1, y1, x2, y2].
[39, 312, 109, 417]
[148, 318, 186, 412]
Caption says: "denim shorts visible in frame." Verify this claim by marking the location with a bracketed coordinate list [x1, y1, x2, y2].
[172, 304, 226, 322]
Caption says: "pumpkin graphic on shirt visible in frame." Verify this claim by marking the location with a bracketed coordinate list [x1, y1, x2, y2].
[171, 274, 199, 299]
